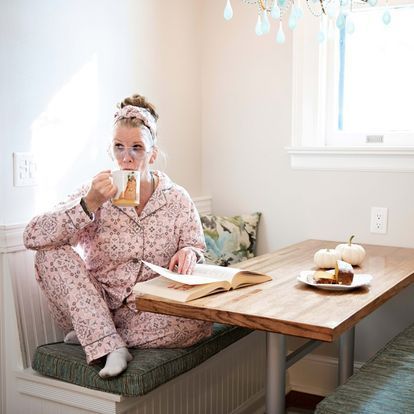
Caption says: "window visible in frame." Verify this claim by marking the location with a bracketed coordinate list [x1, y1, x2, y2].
[288, 1, 414, 171]
[327, 4, 414, 147]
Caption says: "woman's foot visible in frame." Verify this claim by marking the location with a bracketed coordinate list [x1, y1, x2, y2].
[64, 330, 80, 345]
[99, 347, 132, 378]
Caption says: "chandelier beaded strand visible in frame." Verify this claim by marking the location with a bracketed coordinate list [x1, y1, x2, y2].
[223, 0, 392, 44]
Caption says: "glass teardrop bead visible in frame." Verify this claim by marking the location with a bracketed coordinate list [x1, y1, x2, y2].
[326, 3, 336, 17]
[317, 30, 326, 43]
[256, 15, 264, 35]
[382, 9, 391, 25]
[294, 5, 304, 19]
[271, 3, 281, 19]
[346, 19, 355, 34]
[276, 22, 286, 43]
[262, 12, 271, 33]
[288, 14, 297, 30]
[336, 13, 346, 30]
[224, 0, 233, 21]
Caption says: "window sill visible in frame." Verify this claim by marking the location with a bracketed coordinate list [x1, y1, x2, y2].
[286, 147, 414, 172]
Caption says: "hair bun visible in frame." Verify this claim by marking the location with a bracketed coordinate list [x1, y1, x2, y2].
[119, 94, 159, 121]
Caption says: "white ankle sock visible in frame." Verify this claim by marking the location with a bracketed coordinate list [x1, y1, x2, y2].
[64, 330, 80, 345]
[99, 347, 132, 378]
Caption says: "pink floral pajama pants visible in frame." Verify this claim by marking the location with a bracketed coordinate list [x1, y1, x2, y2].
[34, 245, 212, 363]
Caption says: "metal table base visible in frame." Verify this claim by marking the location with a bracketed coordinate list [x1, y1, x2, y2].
[265, 327, 355, 413]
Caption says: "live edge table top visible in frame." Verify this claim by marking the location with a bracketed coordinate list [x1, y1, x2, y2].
[135, 239, 414, 342]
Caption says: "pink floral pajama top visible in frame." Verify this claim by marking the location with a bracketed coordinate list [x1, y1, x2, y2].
[24, 171, 206, 310]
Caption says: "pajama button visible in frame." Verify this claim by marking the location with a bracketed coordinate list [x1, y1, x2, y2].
[126, 287, 131, 293]
[132, 258, 139, 264]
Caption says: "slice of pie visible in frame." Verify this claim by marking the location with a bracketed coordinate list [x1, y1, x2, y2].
[335, 260, 354, 285]
[313, 270, 337, 284]
[313, 260, 354, 285]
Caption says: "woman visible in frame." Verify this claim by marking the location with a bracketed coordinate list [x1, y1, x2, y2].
[24, 94, 212, 378]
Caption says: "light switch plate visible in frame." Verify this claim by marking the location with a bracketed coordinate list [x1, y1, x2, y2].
[13, 152, 38, 187]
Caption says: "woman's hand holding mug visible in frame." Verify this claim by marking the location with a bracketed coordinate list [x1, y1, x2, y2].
[84, 170, 117, 213]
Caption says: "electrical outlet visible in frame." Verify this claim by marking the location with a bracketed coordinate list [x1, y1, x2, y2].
[370, 207, 388, 234]
[13, 152, 38, 187]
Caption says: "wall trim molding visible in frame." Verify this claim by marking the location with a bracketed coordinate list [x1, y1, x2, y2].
[288, 352, 363, 396]
[287, 147, 414, 172]
[0, 223, 26, 254]
[0, 196, 213, 254]
[193, 195, 213, 215]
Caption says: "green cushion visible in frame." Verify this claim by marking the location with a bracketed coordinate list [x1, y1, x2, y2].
[200, 212, 261, 266]
[32, 323, 251, 396]
[315, 322, 414, 413]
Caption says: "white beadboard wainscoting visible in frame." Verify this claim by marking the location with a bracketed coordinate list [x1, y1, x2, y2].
[0, 253, 5, 414]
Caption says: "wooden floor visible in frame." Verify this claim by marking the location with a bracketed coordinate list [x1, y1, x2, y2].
[286, 391, 324, 413]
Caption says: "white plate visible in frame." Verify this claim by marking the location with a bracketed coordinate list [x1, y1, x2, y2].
[297, 270, 373, 291]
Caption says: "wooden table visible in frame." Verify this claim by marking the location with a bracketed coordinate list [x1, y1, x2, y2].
[136, 240, 414, 414]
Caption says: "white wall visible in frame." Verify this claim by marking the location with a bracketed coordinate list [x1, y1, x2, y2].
[0, 0, 203, 225]
[201, 2, 302, 250]
[201, 1, 414, 361]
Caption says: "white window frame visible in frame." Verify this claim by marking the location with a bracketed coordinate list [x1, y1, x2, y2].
[286, 1, 414, 172]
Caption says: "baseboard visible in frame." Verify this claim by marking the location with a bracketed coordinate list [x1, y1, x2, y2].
[232, 352, 344, 413]
[16, 369, 123, 414]
[232, 390, 264, 414]
[288, 353, 362, 396]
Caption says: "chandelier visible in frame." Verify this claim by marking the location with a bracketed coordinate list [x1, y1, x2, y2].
[223, 0, 392, 44]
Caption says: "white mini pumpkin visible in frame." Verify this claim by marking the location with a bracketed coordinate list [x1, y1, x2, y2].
[314, 248, 341, 269]
[335, 235, 366, 266]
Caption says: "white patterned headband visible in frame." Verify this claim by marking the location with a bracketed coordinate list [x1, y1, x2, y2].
[114, 105, 157, 142]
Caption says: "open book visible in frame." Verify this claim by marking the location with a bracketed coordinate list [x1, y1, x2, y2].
[133, 261, 272, 303]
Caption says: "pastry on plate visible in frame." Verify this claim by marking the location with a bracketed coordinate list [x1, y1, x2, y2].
[313, 270, 337, 284]
[313, 260, 354, 285]
[334, 260, 354, 285]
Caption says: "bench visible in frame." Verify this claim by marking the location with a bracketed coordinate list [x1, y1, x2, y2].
[315, 321, 414, 414]
[32, 324, 252, 397]
[1, 197, 267, 414]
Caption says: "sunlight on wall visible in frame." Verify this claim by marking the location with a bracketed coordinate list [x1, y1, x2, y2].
[31, 55, 99, 212]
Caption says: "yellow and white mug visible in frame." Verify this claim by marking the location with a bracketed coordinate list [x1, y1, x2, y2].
[111, 170, 140, 207]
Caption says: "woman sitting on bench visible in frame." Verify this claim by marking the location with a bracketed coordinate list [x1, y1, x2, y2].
[23, 93, 212, 379]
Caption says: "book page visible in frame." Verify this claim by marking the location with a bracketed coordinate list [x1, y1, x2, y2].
[142, 261, 272, 287]
[191, 263, 241, 282]
[187, 263, 270, 285]
[142, 261, 224, 285]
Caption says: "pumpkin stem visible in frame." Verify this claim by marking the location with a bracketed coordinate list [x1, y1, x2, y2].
[348, 235, 355, 245]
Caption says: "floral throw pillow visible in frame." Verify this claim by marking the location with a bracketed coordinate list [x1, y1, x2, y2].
[200, 212, 261, 267]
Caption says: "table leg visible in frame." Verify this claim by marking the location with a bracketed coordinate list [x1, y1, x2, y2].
[338, 327, 355, 385]
[266, 332, 286, 414]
